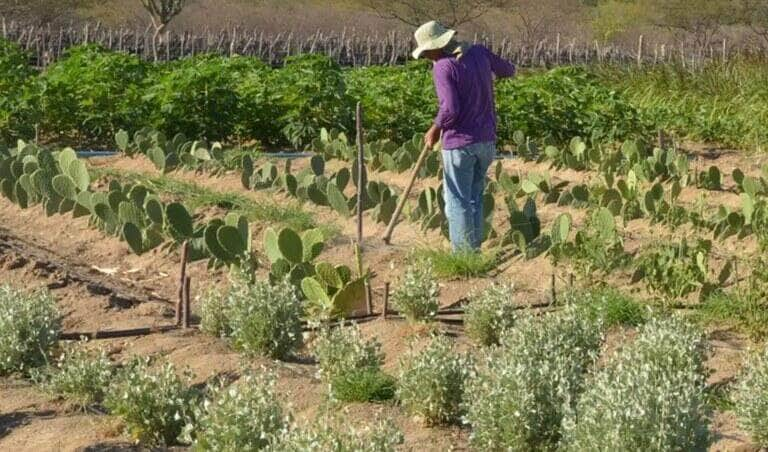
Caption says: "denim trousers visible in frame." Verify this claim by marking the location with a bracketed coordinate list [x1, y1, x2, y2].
[441, 142, 496, 252]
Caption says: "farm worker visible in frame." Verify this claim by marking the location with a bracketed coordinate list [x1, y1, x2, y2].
[413, 21, 515, 252]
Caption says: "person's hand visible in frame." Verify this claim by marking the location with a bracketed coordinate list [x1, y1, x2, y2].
[424, 125, 442, 150]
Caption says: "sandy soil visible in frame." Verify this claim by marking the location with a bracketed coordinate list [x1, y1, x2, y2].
[0, 146, 764, 451]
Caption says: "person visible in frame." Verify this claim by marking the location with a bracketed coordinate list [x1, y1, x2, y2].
[412, 21, 515, 252]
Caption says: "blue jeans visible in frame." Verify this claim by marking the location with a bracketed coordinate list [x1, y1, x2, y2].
[442, 142, 496, 252]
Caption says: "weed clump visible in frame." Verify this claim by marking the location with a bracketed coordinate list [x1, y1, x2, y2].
[183, 371, 289, 450]
[271, 417, 403, 451]
[562, 316, 709, 451]
[397, 335, 471, 425]
[464, 307, 603, 450]
[412, 248, 498, 279]
[569, 287, 648, 328]
[465, 282, 517, 346]
[733, 345, 768, 448]
[0, 285, 60, 375]
[313, 324, 393, 402]
[35, 343, 114, 408]
[104, 358, 198, 446]
[391, 261, 439, 322]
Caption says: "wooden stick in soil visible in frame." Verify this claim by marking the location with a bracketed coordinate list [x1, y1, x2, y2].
[382, 282, 390, 319]
[550, 273, 557, 305]
[183, 275, 191, 329]
[382, 143, 431, 244]
[176, 240, 188, 326]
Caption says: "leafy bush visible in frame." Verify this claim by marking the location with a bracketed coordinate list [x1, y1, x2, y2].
[183, 371, 289, 451]
[143, 55, 246, 141]
[234, 61, 283, 146]
[412, 248, 498, 279]
[397, 335, 471, 425]
[312, 324, 391, 401]
[733, 345, 768, 447]
[562, 316, 709, 451]
[39, 45, 149, 142]
[226, 277, 303, 359]
[36, 343, 113, 408]
[569, 287, 647, 328]
[391, 261, 439, 322]
[635, 239, 711, 299]
[275, 54, 353, 148]
[271, 417, 402, 451]
[0, 38, 37, 141]
[464, 308, 603, 451]
[0, 285, 60, 375]
[199, 285, 230, 338]
[104, 358, 197, 446]
[465, 282, 517, 346]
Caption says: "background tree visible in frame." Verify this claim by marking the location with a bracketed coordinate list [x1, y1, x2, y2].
[357, 0, 513, 28]
[140, 0, 188, 61]
[740, 0, 768, 48]
[638, 0, 736, 47]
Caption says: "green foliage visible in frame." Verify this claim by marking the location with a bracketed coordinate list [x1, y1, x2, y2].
[391, 261, 440, 322]
[634, 239, 712, 299]
[329, 369, 396, 403]
[104, 358, 198, 446]
[733, 345, 768, 447]
[312, 324, 387, 401]
[270, 417, 403, 451]
[39, 45, 148, 142]
[562, 317, 709, 451]
[568, 287, 648, 328]
[225, 277, 303, 360]
[397, 335, 472, 425]
[199, 285, 230, 338]
[465, 282, 517, 346]
[411, 248, 498, 279]
[263, 226, 324, 292]
[0, 38, 37, 142]
[464, 307, 603, 451]
[0, 285, 60, 375]
[183, 371, 289, 451]
[36, 343, 114, 408]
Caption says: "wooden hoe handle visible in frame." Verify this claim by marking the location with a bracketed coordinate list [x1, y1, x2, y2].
[382, 143, 432, 244]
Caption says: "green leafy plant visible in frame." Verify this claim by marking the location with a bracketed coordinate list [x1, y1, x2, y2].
[0, 285, 60, 375]
[568, 287, 648, 328]
[271, 417, 403, 451]
[301, 261, 366, 320]
[105, 358, 198, 446]
[464, 307, 603, 451]
[391, 261, 439, 322]
[634, 239, 715, 300]
[263, 226, 324, 290]
[733, 345, 768, 448]
[397, 335, 472, 425]
[465, 282, 517, 346]
[225, 277, 303, 360]
[411, 248, 498, 280]
[36, 343, 114, 408]
[182, 371, 289, 450]
[562, 317, 709, 451]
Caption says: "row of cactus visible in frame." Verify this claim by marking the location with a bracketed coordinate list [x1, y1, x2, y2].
[115, 128, 228, 174]
[0, 141, 252, 268]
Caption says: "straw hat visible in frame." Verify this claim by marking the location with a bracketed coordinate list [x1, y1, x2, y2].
[412, 21, 456, 59]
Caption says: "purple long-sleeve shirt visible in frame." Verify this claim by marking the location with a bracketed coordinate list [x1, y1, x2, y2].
[433, 45, 515, 150]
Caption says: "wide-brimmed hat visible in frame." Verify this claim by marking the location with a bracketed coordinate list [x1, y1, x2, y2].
[412, 21, 456, 59]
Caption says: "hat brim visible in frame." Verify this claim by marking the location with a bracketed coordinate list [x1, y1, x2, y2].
[412, 29, 456, 59]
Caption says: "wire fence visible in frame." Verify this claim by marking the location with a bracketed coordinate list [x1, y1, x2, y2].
[2, 17, 767, 68]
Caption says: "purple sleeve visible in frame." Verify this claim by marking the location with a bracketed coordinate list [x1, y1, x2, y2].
[433, 61, 460, 129]
[484, 46, 515, 78]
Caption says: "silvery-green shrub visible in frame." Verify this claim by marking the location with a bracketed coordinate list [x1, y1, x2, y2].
[270, 417, 402, 451]
[733, 345, 768, 447]
[104, 358, 197, 446]
[397, 335, 472, 425]
[0, 285, 60, 375]
[226, 278, 303, 360]
[392, 261, 439, 322]
[561, 316, 709, 451]
[464, 307, 603, 451]
[313, 324, 386, 400]
[183, 371, 289, 451]
[465, 282, 517, 346]
[199, 285, 230, 338]
[36, 343, 114, 407]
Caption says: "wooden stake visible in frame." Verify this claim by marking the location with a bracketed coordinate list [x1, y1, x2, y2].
[183, 275, 191, 329]
[550, 273, 557, 305]
[176, 241, 188, 326]
[382, 282, 390, 320]
[355, 101, 365, 245]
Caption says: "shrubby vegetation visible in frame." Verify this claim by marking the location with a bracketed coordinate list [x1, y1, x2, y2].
[733, 345, 768, 447]
[0, 285, 60, 375]
[569, 287, 648, 328]
[35, 343, 114, 408]
[464, 307, 603, 451]
[464, 282, 517, 346]
[104, 358, 198, 446]
[271, 417, 403, 451]
[397, 335, 472, 425]
[391, 261, 439, 322]
[562, 316, 709, 451]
